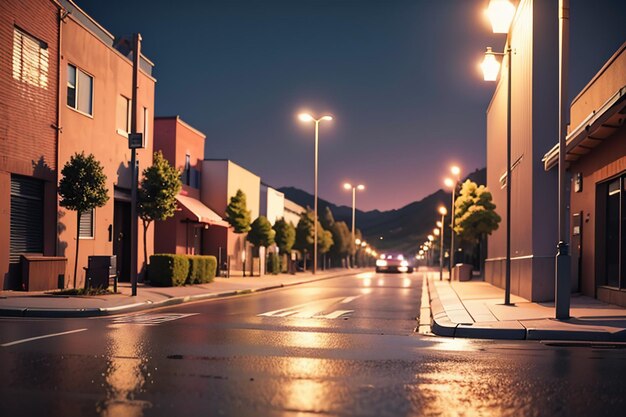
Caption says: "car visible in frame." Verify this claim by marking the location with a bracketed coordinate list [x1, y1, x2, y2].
[375, 254, 414, 273]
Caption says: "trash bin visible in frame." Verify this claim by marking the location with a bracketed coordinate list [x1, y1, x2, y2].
[85, 256, 117, 289]
[453, 263, 472, 281]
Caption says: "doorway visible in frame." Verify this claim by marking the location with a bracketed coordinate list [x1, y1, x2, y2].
[114, 200, 131, 282]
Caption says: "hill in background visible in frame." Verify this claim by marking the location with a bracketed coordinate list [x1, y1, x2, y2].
[279, 167, 486, 254]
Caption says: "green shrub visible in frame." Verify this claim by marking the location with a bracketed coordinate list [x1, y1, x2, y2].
[148, 254, 189, 287]
[186, 255, 217, 284]
[267, 252, 280, 275]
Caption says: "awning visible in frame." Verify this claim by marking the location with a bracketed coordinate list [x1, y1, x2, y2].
[543, 85, 626, 170]
[175, 194, 229, 227]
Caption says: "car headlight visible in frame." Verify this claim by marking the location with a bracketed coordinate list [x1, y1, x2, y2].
[400, 260, 408, 267]
[376, 260, 387, 267]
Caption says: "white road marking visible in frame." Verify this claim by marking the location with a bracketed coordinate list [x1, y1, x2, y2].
[340, 296, 361, 304]
[318, 310, 354, 319]
[258, 296, 358, 319]
[1, 328, 88, 348]
[111, 313, 198, 326]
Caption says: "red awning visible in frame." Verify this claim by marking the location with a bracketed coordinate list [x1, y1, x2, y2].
[175, 194, 229, 227]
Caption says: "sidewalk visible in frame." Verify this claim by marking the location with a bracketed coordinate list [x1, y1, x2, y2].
[426, 271, 626, 342]
[0, 269, 363, 318]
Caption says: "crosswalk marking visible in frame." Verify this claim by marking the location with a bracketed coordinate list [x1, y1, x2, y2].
[111, 313, 198, 326]
[258, 296, 360, 320]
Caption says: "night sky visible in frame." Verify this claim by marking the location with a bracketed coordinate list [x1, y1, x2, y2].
[78, 0, 626, 211]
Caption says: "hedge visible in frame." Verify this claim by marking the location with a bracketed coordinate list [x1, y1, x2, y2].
[267, 252, 280, 275]
[186, 255, 217, 285]
[148, 254, 189, 287]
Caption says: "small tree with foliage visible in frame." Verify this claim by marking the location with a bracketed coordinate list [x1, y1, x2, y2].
[294, 209, 316, 271]
[273, 218, 295, 272]
[247, 216, 275, 275]
[453, 180, 501, 271]
[138, 151, 182, 272]
[225, 189, 251, 274]
[318, 223, 334, 270]
[59, 152, 109, 288]
[329, 221, 352, 267]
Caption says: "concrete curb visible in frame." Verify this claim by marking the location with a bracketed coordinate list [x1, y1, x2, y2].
[425, 276, 625, 342]
[0, 270, 362, 318]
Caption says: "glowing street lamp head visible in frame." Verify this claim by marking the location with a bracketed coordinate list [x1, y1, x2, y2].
[451, 166, 461, 176]
[357, 184, 365, 191]
[444, 178, 454, 188]
[355, 238, 361, 245]
[481, 47, 501, 82]
[298, 113, 314, 122]
[344, 182, 352, 190]
[436, 221, 443, 228]
[433, 228, 440, 236]
[428, 235, 434, 242]
[486, 0, 516, 34]
[320, 115, 333, 121]
[438, 206, 448, 216]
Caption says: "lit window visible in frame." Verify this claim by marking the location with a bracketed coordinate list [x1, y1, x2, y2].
[12, 27, 49, 89]
[116, 95, 131, 136]
[67, 64, 93, 116]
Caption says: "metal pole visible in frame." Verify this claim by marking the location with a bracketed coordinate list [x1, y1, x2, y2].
[439, 214, 444, 281]
[130, 33, 141, 297]
[351, 187, 356, 268]
[313, 120, 319, 275]
[504, 44, 512, 305]
[449, 184, 456, 277]
[555, 0, 571, 319]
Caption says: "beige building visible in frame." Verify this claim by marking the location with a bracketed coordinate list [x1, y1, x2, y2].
[201, 159, 260, 273]
[260, 183, 285, 226]
[484, 0, 559, 301]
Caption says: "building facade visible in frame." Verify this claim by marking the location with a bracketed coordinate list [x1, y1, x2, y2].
[0, 0, 61, 289]
[543, 42, 626, 307]
[260, 183, 285, 226]
[153, 116, 228, 257]
[484, 0, 559, 301]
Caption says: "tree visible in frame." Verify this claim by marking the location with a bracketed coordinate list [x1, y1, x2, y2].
[321, 206, 335, 230]
[294, 209, 315, 271]
[329, 221, 352, 267]
[453, 180, 501, 270]
[59, 152, 109, 288]
[225, 189, 251, 233]
[138, 151, 182, 272]
[273, 218, 296, 254]
[225, 189, 251, 275]
[317, 223, 334, 270]
[273, 218, 296, 273]
[247, 216, 275, 248]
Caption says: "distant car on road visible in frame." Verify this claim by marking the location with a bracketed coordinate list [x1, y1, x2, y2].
[375, 254, 414, 273]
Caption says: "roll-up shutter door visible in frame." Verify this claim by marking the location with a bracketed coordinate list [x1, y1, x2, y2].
[10, 175, 44, 263]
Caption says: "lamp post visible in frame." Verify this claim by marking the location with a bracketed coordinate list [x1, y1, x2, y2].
[344, 182, 365, 268]
[438, 206, 447, 280]
[444, 165, 461, 276]
[299, 113, 333, 274]
[555, 0, 571, 319]
[481, 0, 516, 305]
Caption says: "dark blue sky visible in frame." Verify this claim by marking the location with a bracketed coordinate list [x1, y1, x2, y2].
[79, 0, 626, 211]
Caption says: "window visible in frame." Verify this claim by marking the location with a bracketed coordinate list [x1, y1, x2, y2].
[143, 107, 149, 148]
[67, 64, 93, 115]
[604, 175, 626, 289]
[116, 95, 131, 136]
[13, 27, 49, 89]
[184, 154, 191, 186]
[79, 209, 94, 239]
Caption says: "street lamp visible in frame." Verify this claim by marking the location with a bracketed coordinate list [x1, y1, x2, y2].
[438, 206, 447, 281]
[481, 0, 515, 305]
[444, 165, 461, 276]
[555, 0, 571, 319]
[344, 182, 365, 268]
[299, 113, 333, 274]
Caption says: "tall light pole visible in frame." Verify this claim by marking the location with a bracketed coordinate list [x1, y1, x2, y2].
[438, 206, 447, 280]
[444, 165, 461, 276]
[555, 0, 571, 319]
[481, 0, 516, 305]
[344, 182, 365, 268]
[299, 113, 333, 274]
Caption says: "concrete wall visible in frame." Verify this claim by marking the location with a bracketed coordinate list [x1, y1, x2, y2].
[0, 0, 60, 289]
[485, 0, 558, 302]
[58, 12, 155, 287]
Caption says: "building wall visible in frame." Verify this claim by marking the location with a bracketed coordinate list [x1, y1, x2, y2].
[484, 0, 558, 302]
[261, 184, 285, 225]
[0, 0, 60, 289]
[58, 12, 155, 288]
[284, 198, 304, 226]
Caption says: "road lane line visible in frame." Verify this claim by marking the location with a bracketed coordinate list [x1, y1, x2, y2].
[318, 310, 354, 319]
[340, 296, 361, 304]
[1, 328, 88, 347]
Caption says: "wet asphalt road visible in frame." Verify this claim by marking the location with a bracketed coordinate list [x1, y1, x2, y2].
[1, 270, 625, 417]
